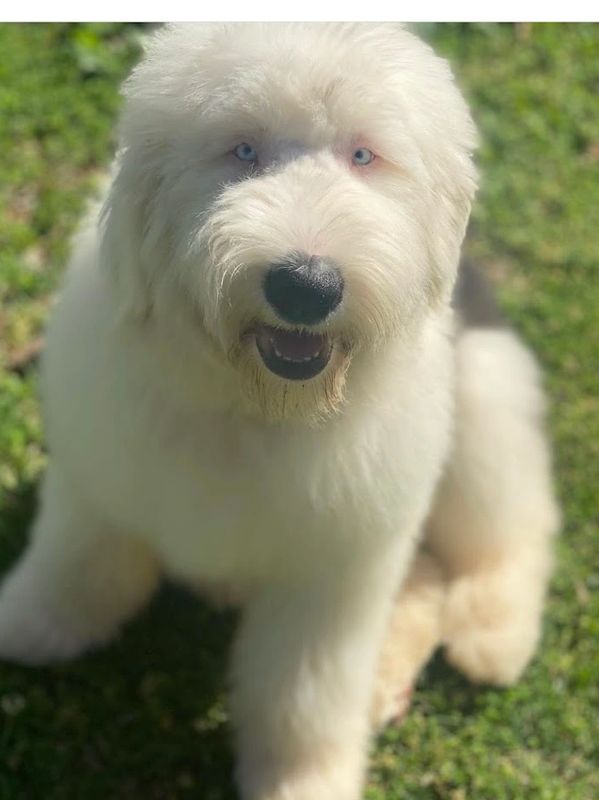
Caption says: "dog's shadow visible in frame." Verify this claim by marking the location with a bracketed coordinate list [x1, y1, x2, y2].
[0, 482, 238, 800]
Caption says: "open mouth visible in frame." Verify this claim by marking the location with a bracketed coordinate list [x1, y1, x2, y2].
[254, 325, 332, 380]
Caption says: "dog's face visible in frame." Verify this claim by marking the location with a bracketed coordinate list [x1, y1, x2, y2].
[102, 23, 477, 424]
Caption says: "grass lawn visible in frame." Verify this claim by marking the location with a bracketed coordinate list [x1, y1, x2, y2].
[0, 22, 598, 800]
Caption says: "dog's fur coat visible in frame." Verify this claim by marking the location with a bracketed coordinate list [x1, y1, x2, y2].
[0, 23, 559, 800]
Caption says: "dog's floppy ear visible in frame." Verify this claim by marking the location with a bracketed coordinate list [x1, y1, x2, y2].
[413, 64, 478, 305]
[99, 146, 170, 321]
[98, 24, 217, 321]
[99, 158, 149, 320]
[388, 26, 478, 304]
[426, 148, 478, 306]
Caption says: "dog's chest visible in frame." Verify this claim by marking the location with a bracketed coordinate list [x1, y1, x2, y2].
[134, 403, 442, 588]
[142, 419, 376, 583]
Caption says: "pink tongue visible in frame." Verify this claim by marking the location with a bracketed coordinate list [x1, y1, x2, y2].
[270, 328, 324, 360]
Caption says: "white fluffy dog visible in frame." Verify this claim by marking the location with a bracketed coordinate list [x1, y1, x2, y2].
[0, 23, 559, 800]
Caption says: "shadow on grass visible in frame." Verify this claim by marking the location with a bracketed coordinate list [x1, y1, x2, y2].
[421, 649, 496, 719]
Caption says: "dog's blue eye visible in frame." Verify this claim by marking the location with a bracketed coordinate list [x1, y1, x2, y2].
[234, 143, 257, 162]
[352, 147, 375, 166]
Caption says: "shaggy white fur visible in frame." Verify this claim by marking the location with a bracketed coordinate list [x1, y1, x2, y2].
[0, 23, 559, 800]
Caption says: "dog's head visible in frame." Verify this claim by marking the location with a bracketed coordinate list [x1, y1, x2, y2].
[101, 23, 477, 424]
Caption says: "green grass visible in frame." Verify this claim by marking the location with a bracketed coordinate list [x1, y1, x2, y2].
[0, 22, 597, 800]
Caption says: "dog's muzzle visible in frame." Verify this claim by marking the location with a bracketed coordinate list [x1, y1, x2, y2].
[253, 252, 342, 380]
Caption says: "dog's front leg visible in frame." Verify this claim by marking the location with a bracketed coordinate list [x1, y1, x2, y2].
[229, 559, 398, 800]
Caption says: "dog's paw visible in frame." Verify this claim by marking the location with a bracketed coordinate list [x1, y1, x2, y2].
[0, 590, 94, 666]
[238, 754, 362, 800]
[239, 773, 360, 800]
[442, 573, 542, 685]
[371, 682, 413, 730]
[444, 627, 534, 686]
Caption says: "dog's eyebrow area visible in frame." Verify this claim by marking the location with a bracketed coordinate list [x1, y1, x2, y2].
[192, 54, 405, 156]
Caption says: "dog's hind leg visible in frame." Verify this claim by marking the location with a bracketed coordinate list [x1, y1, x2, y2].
[426, 323, 560, 685]
[0, 466, 160, 665]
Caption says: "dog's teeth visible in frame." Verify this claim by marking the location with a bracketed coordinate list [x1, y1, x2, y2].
[272, 348, 320, 363]
[269, 336, 323, 364]
[276, 354, 320, 363]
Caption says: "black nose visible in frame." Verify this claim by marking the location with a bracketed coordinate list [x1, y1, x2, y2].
[263, 253, 344, 326]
